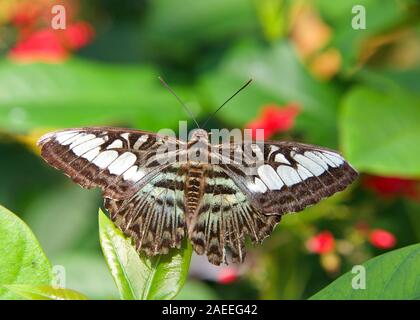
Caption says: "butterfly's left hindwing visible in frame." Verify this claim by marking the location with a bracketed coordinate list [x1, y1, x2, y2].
[105, 164, 187, 255]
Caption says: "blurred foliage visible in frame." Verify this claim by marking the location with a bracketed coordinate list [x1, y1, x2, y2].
[0, 0, 419, 300]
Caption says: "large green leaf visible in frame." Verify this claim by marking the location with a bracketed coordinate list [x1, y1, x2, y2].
[310, 243, 420, 299]
[4, 284, 88, 300]
[0, 59, 197, 133]
[0, 205, 52, 299]
[340, 86, 420, 177]
[98, 209, 192, 300]
[201, 41, 340, 147]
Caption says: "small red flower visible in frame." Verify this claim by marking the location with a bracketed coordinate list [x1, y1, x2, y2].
[363, 176, 419, 201]
[369, 229, 396, 249]
[8, 22, 94, 63]
[306, 231, 335, 254]
[246, 103, 301, 139]
[217, 267, 238, 284]
[8, 28, 68, 63]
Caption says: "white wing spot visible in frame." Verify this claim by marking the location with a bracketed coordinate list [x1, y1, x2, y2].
[69, 134, 96, 149]
[107, 139, 123, 149]
[133, 135, 149, 149]
[247, 177, 268, 193]
[59, 133, 84, 146]
[257, 164, 284, 190]
[313, 151, 336, 167]
[55, 131, 78, 144]
[322, 152, 344, 167]
[277, 165, 302, 186]
[296, 164, 313, 180]
[293, 154, 325, 176]
[82, 147, 101, 161]
[121, 133, 130, 141]
[274, 153, 291, 165]
[108, 152, 137, 175]
[93, 150, 119, 169]
[123, 165, 145, 182]
[72, 137, 106, 156]
[304, 151, 328, 170]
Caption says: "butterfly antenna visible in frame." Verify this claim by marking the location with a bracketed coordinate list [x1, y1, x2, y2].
[158, 76, 200, 129]
[201, 78, 252, 128]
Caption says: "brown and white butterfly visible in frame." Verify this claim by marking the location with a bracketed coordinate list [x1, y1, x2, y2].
[37, 127, 358, 265]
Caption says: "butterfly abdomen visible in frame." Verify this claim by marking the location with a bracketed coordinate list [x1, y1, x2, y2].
[184, 164, 206, 219]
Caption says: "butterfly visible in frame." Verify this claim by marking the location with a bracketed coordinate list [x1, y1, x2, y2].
[37, 125, 358, 265]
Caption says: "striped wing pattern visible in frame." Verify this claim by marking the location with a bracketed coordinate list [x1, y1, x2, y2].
[104, 164, 186, 255]
[38, 127, 183, 200]
[189, 165, 281, 265]
[38, 128, 358, 265]
[217, 141, 358, 216]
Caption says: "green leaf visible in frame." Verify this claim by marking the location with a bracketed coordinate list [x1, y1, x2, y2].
[340, 86, 420, 177]
[310, 243, 420, 299]
[4, 284, 88, 300]
[98, 209, 192, 300]
[0, 204, 52, 299]
[0, 58, 197, 133]
[201, 41, 340, 147]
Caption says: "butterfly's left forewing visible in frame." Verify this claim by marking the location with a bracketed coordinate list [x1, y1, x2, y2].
[38, 127, 184, 199]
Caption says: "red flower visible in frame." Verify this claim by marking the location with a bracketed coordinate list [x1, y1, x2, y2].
[217, 267, 238, 284]
[8, 23, 94, 63]
[306, 231, 335, 254]
[246, 103, 301, 139]
[8, 28, 69, 63]
[369, 229, 396, 249]
[363, 176, 419, 201]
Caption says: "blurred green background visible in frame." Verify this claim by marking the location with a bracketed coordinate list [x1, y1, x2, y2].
[0, 0, 419, 299]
